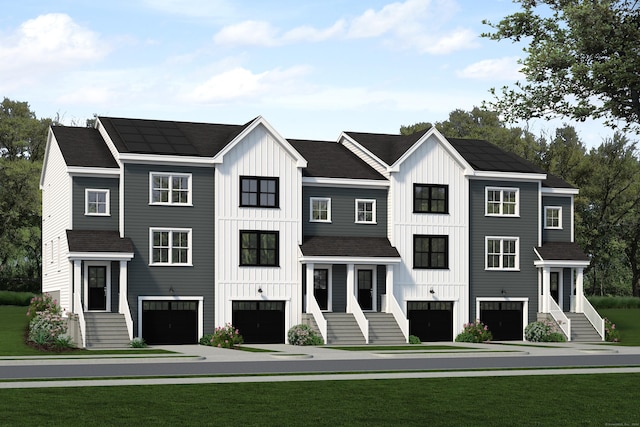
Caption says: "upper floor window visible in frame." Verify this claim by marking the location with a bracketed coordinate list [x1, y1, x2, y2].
[414, 235, 449, 269]
[310, 197, 331, 222]
[240, 176, 279, 208]
[150, 173, 191, 205]
[486, 187, 519, 216]
[240, 230, 279, 266]
[85, 189, 110, 216]
[150, 228, 192, 266]
[414, 184, 448, 214]
[486, 237, 519, 270]
[355, 199, 376, 224]
[545, 206, 562, 229]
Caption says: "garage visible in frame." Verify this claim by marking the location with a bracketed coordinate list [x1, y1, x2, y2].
[232, 301, 285, 344]
[142, 300, 198, 345]
[407, 301, 453, 342]
[479, 301, 524, 340]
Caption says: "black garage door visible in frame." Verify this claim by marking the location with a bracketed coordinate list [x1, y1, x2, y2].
[480, 301, 523, 341]
[408, 301, 453, 342]
[232, 301, 285, 344]
[142, 300, 198, 345]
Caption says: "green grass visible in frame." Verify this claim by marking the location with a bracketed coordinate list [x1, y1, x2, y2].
[0, 291, 36, 306]
[599, 308, 640, 345]
[0, 374, 637, 425]
[328, 345, 474, 351]
[589, 295, 640, 309]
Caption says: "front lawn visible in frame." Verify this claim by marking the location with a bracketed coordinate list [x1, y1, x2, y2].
[0, 374, 638, 425]
[599, 308, 640, 345]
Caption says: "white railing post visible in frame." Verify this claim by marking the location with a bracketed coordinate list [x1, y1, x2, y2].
[72, 260, 86, 348]
[387, 293, 409, 342]
[579, 294, 605, 340]
[119, 260, 133, 340]
[548, 297, 571, 341]
[348, 292, 369, 344]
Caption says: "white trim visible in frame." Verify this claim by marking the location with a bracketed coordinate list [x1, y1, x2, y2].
[303, 176, 389, 189]
[544, 206, 563, 229]
[149, 228, 193, 266]
[471, 171, 547, 181]
[67, 167, 120, 177]
[119, 153, 213, 166]
[541, 186, 579, 195]
[69, 252, 134, 261]
[310, 197, 332, 223]
[485, 187, 520, 217]
[85, 188, 110, 216]
[355, 199, 376, 224]
[485, 236, 520, 271]
[137, 296, 204, 340]
[476, 297, 529, 340]
[299, 255, 401, 264]
[83, 261, 111, 312]
[149, 172, 193, 206]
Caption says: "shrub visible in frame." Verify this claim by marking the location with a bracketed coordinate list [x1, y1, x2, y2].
[0, 291, 36, 306]
[28, 310, 67, 346]
[203, 323, 244, 349]
[288, 324, 323, 346]
[408, 335, 421, 344]
[130, 337, 148, 348]
[525, 320, 566, 342]
[54, 334, 75, 349]
[455, 321, 492, 343]
[604, 317, 620, 342]
[588, 296, 640, 309]
[26, 293, 62, 320]
[199, 334, 214, 346]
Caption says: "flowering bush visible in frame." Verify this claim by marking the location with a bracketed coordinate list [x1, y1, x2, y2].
[525, 320, 566, 342]
[201, 323, 244, 348]
[604, 317, 620, 342]
[455, 321, 492, 343]
[287, 324, 323, 346]
[28, 309, 68, 346]
[26, 293, 61, 319]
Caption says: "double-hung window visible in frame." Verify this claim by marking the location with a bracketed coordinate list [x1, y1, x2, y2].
[486, 237, 519, 270]
[240, 231, 279, 266]
[355, 199, 376, 223]
[544, 206, 562, 229]
[240, 176, 279, 208]
[414, 235, 449, 269]
[310, 197, 331, 222]
[414, 184, 448, 214]
[486, 187, 518, 216]
[150, 173, 191, 205]
[150, 228, 192, 265]
[85, 189, 110, 216]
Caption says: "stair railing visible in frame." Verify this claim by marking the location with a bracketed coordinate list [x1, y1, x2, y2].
[348, 293, 369, 344]
[548, 297, 571, 341]
[73, 291, 87, 348]
[119, 290, 133, 340]
[306, 295, 327, 344]
[579, 294, 605, 340]
[386, 293, 409, 342]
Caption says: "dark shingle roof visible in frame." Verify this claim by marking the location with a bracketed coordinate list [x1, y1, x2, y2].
[300, 236, 400, 258]
[542, 173, 576, 189]
[98, 116, 252, 157]
[536, 242, 589, 262]
[344, 130, 426, 165]
[447, 137, 546, 174]
[288, 139, 386, 180]
[52, 127, 118, 168]
[67, 230, 134, 253]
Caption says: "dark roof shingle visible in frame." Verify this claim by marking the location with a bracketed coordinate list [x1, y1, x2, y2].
[300, 236, 400, 258]
[52, 127, 118, 168]
[536, 242, 589, 262]
[67, 230, 134, 253]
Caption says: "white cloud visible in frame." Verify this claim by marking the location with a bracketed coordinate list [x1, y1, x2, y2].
[213, 21, 280, 47]
[347, 0, 430, 38]
[457, 57, 522, 80]
[142, 0, 234, 18]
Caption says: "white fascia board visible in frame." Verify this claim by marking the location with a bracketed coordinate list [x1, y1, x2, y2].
[212, 116, 308, 168]
[95, 118, 123, 168]
[302, 177, 389, 189]
[469, 170, 547, 182]
[68, 252, 134, 261]
[299, 256, 401, 264]
[67, 167, 121, 177]
[533, 259, 590, 268]
[338, 132, 390, 170]
[541, 187, 579, 195]
[118, 153, 214, 167]
[40, 128, 55, 189]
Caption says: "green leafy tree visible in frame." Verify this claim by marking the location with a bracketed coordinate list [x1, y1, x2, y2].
[0, 98, 51, 161]
[483, 0, 640, 133]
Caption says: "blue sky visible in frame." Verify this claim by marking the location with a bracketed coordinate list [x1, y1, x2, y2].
[1, 0, 612, 146]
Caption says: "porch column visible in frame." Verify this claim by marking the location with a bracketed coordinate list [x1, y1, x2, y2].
[542, 266, 551, 313]
[346, 263, 355, 312]
[73, 260, 82, 313]
[119, 260, 128, 314]
[385, 264, 394, 313]
[305, 263, 314, 313]
[576, 267, 584, 313]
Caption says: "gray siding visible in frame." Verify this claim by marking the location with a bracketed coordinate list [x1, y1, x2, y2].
[332, 265, 347, 312]
[123, 164, 215, 335]
[73, 177, 119, 230]
[376, 265, 386, 312]
[542, 195, 572, 242]
[302, 186, 388, 237]
[469, 180, 540, 323]
[562, 268, 572, 312]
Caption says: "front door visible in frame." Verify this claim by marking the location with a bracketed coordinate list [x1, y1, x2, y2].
[314, 268, 329, 311]
[357, 269, 373, 311]
[550, 271, 560, 305]
[87, 266, 107, 311]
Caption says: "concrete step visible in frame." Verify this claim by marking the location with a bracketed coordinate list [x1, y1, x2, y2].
[84, 312, 130, 348]
[325, 313, 366, 345]
[565, 312, 603, 342]
[365, 313, 406, 344]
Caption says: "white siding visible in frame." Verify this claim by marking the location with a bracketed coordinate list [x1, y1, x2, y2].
[41, 133, 73, 311]
[341, 138, 389, 178]
[389, 134, 470, 334]
[214, 124, 303, 335]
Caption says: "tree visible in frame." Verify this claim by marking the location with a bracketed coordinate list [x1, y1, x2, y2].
[483, 0, 640, 133]
[0, 98, 51, 161]
[539, 125, 589, 187]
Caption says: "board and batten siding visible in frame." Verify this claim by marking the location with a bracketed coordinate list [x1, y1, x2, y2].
[389, 134, 469, 335]
[469, 179, 540, 323]
[41, 134, 73, 311]
[123, 163, 215, 336]
[72, 176, 119, 231]
[302, 186, 388, 237]
[214, 125, 303, 335]
[541, 195, 573, 243]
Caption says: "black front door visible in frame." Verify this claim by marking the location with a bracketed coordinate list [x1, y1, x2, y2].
[550, 272, 560, 304]
[314, 269, 329, 311]
[357, 269, 373, 310]
[87, 266, 107, 311]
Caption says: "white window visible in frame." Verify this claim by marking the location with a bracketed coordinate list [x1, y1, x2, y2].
[486, 187, 519, 216]
[150, 173, 192, 205]
[355, 199, 376, 224]
[310, 197, 331, 222]
[486, 237, 519, 270]
[85, 189, 110, 216]
[545, 206, 562, 229]
[149, 228, 192, 266]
